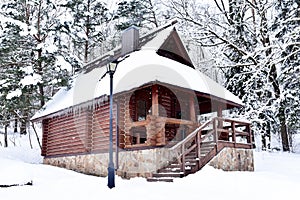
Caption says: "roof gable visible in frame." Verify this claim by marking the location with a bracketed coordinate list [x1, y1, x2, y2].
[157, 29, 194, 68]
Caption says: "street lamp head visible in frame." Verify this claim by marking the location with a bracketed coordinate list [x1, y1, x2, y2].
[107, 62, 117, 74]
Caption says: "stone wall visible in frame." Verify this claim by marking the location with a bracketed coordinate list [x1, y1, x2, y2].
[44, 153, 110, 177]
[43, 147, 180, 179]
[208, 147, 254, 171]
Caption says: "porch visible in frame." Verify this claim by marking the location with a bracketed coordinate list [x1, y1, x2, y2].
[147, 117, 253, 182]
[115, 83, 250, 150]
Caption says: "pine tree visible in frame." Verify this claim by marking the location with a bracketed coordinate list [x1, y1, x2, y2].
[62, 0, 109, 62]
[0, 2, 34, 133]
[114, 0, 159, 31]
[0, 0, 79, 133]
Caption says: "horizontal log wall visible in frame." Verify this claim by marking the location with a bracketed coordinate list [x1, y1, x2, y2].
[43, 109, 92, 157]
[42, 101, 117, 157]
[91, 102, 116, 152]
[41, 119, 49, 156]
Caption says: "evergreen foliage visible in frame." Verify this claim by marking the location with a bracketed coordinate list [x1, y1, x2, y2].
[114, 0, 158, 31]
[0, 0, 298, 151]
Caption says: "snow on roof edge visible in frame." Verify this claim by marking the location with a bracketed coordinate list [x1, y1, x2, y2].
[31, 50, 243, 121]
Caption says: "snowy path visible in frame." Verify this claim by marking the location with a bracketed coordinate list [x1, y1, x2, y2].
[0, 147, 300, 200]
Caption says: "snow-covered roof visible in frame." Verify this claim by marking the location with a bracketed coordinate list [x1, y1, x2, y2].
[141, 27, 173, 50]
[31, 48, 243, 120]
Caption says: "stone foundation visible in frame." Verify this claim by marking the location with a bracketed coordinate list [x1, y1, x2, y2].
[209, 147, 254, 171]
[43, 147, 180, 179]
[44, 147, 254, 179]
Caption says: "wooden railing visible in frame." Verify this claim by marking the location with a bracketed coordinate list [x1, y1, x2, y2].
[215, 117, 253, 149]
[170, 119, 214, 174]
[126, 115, 197, 148]
[131, 116, 195, 128]
[170, 117, 252, 175]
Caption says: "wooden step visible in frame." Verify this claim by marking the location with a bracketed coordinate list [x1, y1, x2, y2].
[158, 168, 181, 173]
[201, 142, 216, 146]
[152, 172, 184, 178]
[185, 159, 198, 163]
[200, 150, 212, 155]
[147, 178, 174, 182]
[184, 161, 197, 166]
[185, 155, 197, 159]
[201, 146, 215, 150]
[186, 151, 197, 155]
[167, 163, 181, 168]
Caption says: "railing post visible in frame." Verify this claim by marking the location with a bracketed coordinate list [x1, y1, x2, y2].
[213, 118, 217, 143]
[213, 118, 218, 152]
[231, 122, 236, 144]
[181, 143, 185, 174]
[197, 131, 201, 169]
[246, 124, 252, 147]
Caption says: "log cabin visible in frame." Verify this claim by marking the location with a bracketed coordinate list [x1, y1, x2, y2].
[31, 20, 254, 182]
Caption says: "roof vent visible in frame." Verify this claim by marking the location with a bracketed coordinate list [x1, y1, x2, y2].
[121, 26, 139, 55]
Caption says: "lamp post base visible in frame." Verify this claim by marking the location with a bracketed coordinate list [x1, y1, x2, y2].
[107, 166, 115, 189]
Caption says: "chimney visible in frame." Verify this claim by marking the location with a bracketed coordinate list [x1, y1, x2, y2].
[121, 26, 139, 55]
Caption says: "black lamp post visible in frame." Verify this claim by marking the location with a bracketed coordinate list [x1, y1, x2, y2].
[104, 55, 129, 189]
[107, 61, 117, 189]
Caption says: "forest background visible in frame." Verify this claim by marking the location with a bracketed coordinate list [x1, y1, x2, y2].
[0, 0, 299, 152]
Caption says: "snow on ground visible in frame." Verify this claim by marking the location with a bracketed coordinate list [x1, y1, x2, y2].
[0, 131, 300, 200]
[0, 149, 299, 200]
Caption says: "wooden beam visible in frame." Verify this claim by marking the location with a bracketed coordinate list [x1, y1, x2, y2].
[163, 117, 195, 125]
[189, 95, 196, 122]
[152, 84, 159, 116]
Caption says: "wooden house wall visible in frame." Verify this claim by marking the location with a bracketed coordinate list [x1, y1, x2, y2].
[42, 101, 116, 157]
[91, 102, 117, 153]
[42, 84, 202, 156]
[116, 94, 130, 148]
[41, 119, 49, 156]
[42, 110, 91, 157]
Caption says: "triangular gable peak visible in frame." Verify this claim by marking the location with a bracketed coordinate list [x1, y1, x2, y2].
[157, 28, 194, 69]
[84, 21, 193, 73]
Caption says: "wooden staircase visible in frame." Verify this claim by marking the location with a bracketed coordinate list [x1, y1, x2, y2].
[147, 117, 253, 182]
[147, 141, 216, 182]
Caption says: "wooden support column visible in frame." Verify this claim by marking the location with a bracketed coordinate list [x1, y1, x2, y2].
[217, 104, 223, 129]
[189, 95, 196, 122]
[246, 124, 252, 145]
[217, 105, 222, 118]
[231, 122, 236, 143]
[41, 119, 49, 156]
[152, 84, 159, 116]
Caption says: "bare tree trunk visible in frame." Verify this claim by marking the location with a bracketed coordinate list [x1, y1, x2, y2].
[148, 0, 159, 27]
[4, 124, 8, 147]
[279, 103, 289, 151]
[28, 127, 33, 149]
[31, 122, 42, 150]
[20, 120, 27, 135]
[14, 117, 18, 133]
[35, 0, 45, 107]
[259, 3, 289, 152]
[84, 0, 91, 62]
